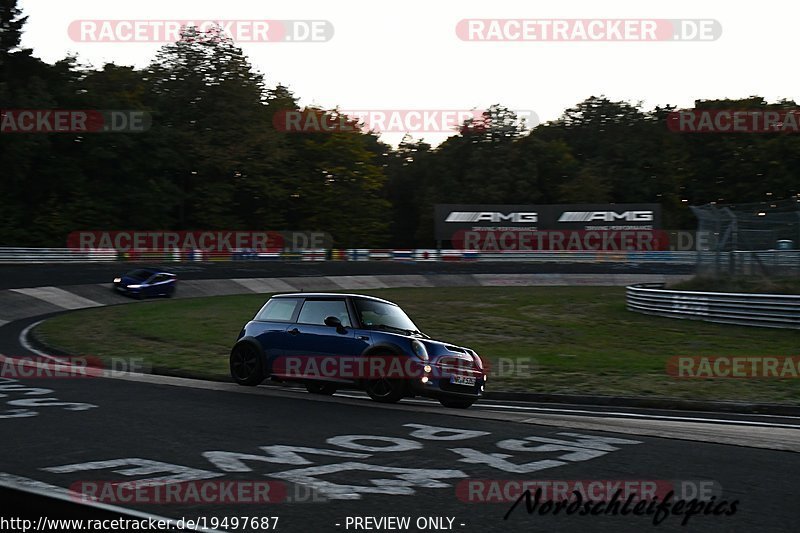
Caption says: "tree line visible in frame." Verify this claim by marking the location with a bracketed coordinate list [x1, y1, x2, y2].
[2, 1, 798, 248]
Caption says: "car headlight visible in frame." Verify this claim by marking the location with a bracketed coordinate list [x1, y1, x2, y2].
[113, 277, 121, 283]
[127, 284, 141, 289]
[411, 339, 428, 361]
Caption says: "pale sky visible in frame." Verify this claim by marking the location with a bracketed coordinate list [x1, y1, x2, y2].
[17, 0, 800, 146]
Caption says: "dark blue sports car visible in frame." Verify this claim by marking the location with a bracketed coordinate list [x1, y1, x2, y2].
[113, 268, 177, 299]
[230, 293, 486, 408]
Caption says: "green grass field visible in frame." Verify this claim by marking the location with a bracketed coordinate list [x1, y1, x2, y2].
[34, 287, 800, 403]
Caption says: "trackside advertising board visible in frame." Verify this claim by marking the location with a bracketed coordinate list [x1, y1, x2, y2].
[434, 204, 662, 251]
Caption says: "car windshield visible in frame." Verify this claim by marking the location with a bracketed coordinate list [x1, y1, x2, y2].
[354, 299, 420, 333]
[125, 269, 153, 281]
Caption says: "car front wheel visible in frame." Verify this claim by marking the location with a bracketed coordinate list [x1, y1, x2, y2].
[365, 375, 405, 403]
[363, 353, 406, 403]
[230, 343, 264, 386]
[367, 378, 405, 403]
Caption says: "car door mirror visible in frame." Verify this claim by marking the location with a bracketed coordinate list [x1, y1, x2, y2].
[324, 316, 342, 328]
[324, 315, 348, 334]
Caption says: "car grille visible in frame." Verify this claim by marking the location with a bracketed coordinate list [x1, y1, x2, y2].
[436, 356, 480, 373]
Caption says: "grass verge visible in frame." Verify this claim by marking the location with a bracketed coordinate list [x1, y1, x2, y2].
[670, 276, 800, 295]
[33, 287, 800, 404]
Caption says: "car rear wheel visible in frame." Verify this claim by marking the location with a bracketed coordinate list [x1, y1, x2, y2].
[305, 382, 337, 395]
[439, 398, 476, 409]
[230, 343, 264, 386]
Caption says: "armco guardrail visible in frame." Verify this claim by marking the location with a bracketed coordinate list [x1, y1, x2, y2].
[0, 247, 699, 264]
[626, 283, 800, 329]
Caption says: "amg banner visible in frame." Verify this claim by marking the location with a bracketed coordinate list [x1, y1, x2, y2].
[434, 203, 662, 251]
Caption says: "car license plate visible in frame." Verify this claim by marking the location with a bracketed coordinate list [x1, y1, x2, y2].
[450, 375, 476, 386]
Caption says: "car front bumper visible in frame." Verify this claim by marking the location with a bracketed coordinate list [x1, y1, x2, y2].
[407, 361, 485, 400]
[113, 283, 141, 295]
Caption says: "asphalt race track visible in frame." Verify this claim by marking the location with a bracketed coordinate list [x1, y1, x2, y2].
[0, 262, 797, 533]
[0, 260, 693, 291]
[0, 365, 798, 533]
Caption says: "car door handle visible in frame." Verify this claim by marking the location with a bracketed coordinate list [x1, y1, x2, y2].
[357, 335, 369, 340]
[288, 328, 300, 335]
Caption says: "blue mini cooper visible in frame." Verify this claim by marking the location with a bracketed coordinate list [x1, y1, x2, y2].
[229, 293, 486, 408]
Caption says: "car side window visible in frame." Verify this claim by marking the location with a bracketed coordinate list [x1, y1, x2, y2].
[151, 274, 168, 283]
[256, 298, 301, 322]
[297, 299, 351, 327]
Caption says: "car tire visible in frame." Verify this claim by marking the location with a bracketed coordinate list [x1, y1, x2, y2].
[230, 343, 265, 386]
[306, 382, 337, 395]
[366, 376, 405, 403]
[364, 354, 406, 403]
[439, 398, 476, 409]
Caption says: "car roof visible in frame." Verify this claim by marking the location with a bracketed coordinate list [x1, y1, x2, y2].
[126, 267, 175, 276]
[271, 293, 397, 305]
